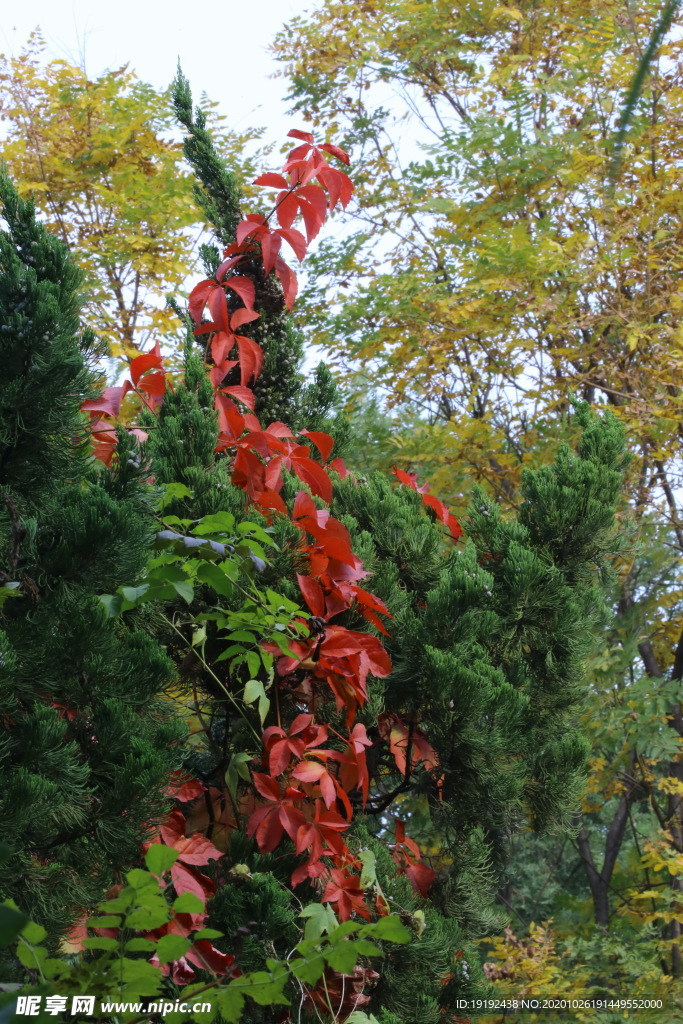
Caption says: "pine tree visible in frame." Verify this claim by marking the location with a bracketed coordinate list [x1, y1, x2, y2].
[0, 174, 184, 939]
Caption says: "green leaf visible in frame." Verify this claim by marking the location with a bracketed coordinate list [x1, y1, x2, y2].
[172, 578, 194, 603]
[300, 902, 338, 941]
[98, 593, 122, 617]
[0, 903, 28, 949]
[125, 905, 172, 929]
[156, 933, 191, 964]
[258, 694, 270, 725]
[328, 920, 361, 942]
[196, 561, 235, 598]
[86, 915, 122, 929]
[359, 849, 377, 889]
[125, 868, 155, 889]
[243, 971, 289, 1006]
[194, 927, 224, 940]
[194, 512, 236, 534]
[368, 915, 412, 943]
[121, 584, 150, 604]
[145, 845, 180, 875]
[17, 941, 47, 969]
[225, 751, 253, 803]
[290, 953, 326, 984]
[173, 892, 205, 914]
[216, 984, 245, 1024]
[325, 940, 360, 973]
[228, 630, 256, 643]
[245, 650, 261, 677]
[124, 937, 157, 952]
[243, 679, 265, 704]
[82, 936, 119, 951]
[353, 939, 382, 956]
[118, 956, 165, 995]
[20, 921, 47, 945]
[157, 482, 192, 509]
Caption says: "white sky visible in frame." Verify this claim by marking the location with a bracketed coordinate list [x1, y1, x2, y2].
[0, 0, 315, 143]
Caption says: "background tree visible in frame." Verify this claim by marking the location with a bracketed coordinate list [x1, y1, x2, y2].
[0, 32, 264, 359]
[273, 0, 683, 994]
[0, 174, 183, 942]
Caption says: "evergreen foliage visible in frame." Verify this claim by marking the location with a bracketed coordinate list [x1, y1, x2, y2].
[0, 175, 183, 938]
[142, 90, 629, 1019]
[172, 70, 349, 440]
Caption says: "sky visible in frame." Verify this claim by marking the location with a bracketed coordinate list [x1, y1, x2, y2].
[0, 0, 314, 143]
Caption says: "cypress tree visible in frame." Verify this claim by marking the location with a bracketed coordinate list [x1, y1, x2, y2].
[0, 175, 184, 939]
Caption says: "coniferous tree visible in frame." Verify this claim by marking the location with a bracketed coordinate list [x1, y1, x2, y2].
[0, 175, 184, 939]
[172, 69, 349, 448]
[138, 81, 629, 1021]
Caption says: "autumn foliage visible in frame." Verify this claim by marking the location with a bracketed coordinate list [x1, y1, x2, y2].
[80, 132, 451, 991]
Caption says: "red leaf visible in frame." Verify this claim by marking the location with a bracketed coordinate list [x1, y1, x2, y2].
[291, 457, 333, 503]
[256, 487, 288, 515]
[329, 457, 349, 478]
[210, 334, 233, 367]
[188, 279, 215, 325]
[405, 860, 437, 898]
[297, 574, 326, 617]
[81, 383, 133, 419]
[236, 335, 264, 385]
[448, 514, 463, 541]
[231, 307, 260, 331]
[278, 801, 307, 842]
[170, 861, 215, 901]
[129, 342, 163, 386]
[210, 358, 238, 389]
[252, 772, 281, 802]
[167, 772, 205, 802]
[268, 739, 297, 778]
[254, 172, 289, 188]
[393, 468, 418, 490]
[232, 447, 265, 502]
[236, 218, 266, 246]
[226, 276, 256, 311]
[361, 608, 391, 636]
[240, 430, 286, 457]
[319, 142, 350, 165]
[287, 129, 315, 143]
[137, 371, 166, 396]
[222, 385, 256, 411]
[300, 430, 334, 462]
[264, 454, 284, 492]
[186, 941, 234, 976]
[260, 228, 283, 274]
[297, 198, 325, 243]
[215, 254, 244, 281]
[265, 421, 296, 438]
[422, 493, 448, 524]
[274, 256, 298, 308]
[249, 805, 284, 853]
[317, 167, 354, 209]
[275, 192, 300, 231]
[275, 226, 308, 263]
[208, 285, 230, 333]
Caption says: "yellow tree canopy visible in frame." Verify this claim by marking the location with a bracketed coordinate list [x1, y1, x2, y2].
[274, 0, 683, 508]
[0, 33, 263, 358]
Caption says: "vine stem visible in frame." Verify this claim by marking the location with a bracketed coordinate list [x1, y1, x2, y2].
[161, 612, 262, 746]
